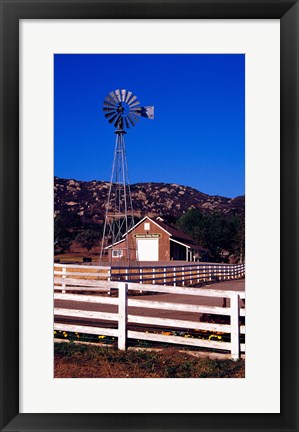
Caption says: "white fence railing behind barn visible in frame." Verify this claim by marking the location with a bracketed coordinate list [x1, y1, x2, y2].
[54, 280, 245, 359]
[110, 263, 245, 286]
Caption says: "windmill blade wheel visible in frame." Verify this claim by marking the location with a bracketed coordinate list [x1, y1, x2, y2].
[103, 89, 154, 130]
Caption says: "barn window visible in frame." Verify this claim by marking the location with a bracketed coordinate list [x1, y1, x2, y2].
[112, 249, 123, 258]
[144, 222, 150, 231]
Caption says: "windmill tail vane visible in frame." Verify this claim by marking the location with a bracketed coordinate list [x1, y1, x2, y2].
[100, 89, 154, 265]
[137, 105, 154, 119]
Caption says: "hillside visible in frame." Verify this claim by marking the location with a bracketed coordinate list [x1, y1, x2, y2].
[54, 177, 245, 225]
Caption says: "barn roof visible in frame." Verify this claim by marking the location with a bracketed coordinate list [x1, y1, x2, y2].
[153, 218, 195, 243]
[123, 215, 208, 252]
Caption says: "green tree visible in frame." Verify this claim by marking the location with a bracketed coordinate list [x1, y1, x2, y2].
[54, 217, 73, 254]
[233, 216, 245, 263]
[75, 229, 102, 254]
[177, 209, 244, 262]
[176, 209, 204, 241]
[58, 208, 83, 229]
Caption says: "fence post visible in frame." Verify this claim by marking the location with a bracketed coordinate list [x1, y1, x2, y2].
[164, 267, 166, 285]
[118, 283, 128, 350]
[62, 266, 66, 293]
[230, 293, 240, 360]
[139, 268, 143, 293]
[173, 267, 176, 286]
[153, 268, 155, 284]
[107, 267, 111, 295]
[197, 265, 200, 284]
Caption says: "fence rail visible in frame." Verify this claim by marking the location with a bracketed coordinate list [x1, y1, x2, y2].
[54, 279, 245, 359]
[111, 263, 245, 286]
[54, 262, 245, 288]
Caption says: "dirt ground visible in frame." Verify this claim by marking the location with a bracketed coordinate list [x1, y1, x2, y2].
[54, 343, 245, 378]
[55, 253, 231, 267]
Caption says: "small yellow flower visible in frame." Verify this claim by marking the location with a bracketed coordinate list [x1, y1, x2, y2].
[209, 334, 222, 341]
[54, 331, 57, 335]
[63, 333, 68, 337]
[98, 335, 106, 339]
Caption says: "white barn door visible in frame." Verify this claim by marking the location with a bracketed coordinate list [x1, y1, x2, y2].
[137, 239, 159, 261]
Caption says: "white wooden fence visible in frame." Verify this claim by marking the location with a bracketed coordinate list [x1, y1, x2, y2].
[111, 263, 245, 285]
[54, 279, 245, 359]
[54, 262, 245, 288]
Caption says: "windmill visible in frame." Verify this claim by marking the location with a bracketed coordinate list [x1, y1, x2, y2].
[100, 89, 154, 265]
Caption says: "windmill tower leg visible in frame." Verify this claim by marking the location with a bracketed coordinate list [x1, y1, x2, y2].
[100, 128, 136, 266]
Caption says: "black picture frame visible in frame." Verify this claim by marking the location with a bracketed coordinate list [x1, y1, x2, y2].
[0, 1, 298, 431]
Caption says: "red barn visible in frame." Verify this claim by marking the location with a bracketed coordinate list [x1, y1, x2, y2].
[107, 216, 209, 263]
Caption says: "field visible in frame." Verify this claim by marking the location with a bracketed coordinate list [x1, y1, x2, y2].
[54, 342, 245, 378]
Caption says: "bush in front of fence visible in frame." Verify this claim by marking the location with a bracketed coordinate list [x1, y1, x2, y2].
[54, 326, 245, 349]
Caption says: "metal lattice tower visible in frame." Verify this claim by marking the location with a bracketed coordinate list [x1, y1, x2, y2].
[100, 89, 154, 265]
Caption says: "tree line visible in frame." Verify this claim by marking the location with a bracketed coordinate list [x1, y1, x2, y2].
[54, 212, 103, 255]
[176, 209, 245, 263]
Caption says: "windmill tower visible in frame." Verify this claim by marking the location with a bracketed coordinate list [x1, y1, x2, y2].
[100, 89, 154, 265]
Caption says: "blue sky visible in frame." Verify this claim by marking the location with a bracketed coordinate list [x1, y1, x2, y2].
[54, 54, 244, 198]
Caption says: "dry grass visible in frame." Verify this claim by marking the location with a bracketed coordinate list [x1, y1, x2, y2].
[54, 342, 245, 378]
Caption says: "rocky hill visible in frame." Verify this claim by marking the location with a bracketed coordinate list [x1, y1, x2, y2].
[54, 177, 245, 226]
